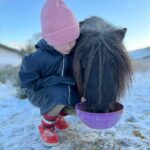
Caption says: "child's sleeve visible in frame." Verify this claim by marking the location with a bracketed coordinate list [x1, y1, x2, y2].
[18, 56, 43, 90]
[18, 56, 76, 91]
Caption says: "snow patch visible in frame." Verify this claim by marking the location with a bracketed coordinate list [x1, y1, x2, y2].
[0, 72, 150, 149]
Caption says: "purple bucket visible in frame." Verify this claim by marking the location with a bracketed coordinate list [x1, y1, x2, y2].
[75, 102, 124, 129]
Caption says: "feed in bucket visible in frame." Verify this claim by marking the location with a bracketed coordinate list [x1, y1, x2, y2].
[75, 102, 124, 129]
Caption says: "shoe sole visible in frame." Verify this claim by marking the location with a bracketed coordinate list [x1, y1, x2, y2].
[40, 138, 59, 147]
[56, 126, 70, 131]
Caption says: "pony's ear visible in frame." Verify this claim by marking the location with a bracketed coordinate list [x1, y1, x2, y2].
[116, 28, 127, 41]
[79, 21, 84, 27]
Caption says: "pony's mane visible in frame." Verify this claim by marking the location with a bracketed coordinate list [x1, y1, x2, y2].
[73, 16, 133, 102]
[80, 16, 116, 33]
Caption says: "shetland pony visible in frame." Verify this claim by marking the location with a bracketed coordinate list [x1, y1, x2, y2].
[73, 16, 133, 113]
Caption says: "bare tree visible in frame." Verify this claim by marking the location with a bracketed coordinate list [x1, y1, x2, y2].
[20, 33, 41, 56]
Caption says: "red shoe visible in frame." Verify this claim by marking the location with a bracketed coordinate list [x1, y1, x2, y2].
[55, 116, 69, 130]
[38, 125, 59, 147]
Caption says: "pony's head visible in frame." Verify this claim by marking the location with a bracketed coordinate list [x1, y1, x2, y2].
[73, 16, 133, 113]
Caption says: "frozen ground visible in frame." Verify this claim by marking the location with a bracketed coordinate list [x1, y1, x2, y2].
[0, 70, 150, 150]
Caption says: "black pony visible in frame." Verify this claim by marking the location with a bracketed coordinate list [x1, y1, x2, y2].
[72, 16, 133, 113]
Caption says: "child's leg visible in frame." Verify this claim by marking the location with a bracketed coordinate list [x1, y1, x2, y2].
[47, 105, 65, 116]
[39, 112, 59, 146]
[41, 105, 65, 129]
[39, 105, 67, 146]
[43, 105, 70, 130]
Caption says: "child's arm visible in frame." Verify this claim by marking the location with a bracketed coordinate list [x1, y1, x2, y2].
[39, 75, 75, 87]
[18, 56, 43, 90]
[19, 56, 76, 90]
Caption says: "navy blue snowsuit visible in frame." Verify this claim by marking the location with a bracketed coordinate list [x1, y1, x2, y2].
[18, 39, 80, 114]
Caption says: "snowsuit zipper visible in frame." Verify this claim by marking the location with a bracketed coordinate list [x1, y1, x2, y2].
[61, 55, 71, 105]
[68, 85, 71, 105]
[61, 55, 65, 76]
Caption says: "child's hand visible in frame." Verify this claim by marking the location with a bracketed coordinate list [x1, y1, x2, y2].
[81, 97, 86, 102]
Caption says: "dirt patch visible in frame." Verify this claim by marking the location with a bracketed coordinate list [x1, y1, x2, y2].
[132, 130, 146, 139]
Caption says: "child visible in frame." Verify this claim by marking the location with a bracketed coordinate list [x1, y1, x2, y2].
[18, 0, 80, 147]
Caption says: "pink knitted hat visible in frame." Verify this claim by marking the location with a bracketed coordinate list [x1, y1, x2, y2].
[41, 0, 80, 47]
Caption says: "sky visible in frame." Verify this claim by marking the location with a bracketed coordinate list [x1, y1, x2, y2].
[0, 0, 150, 51]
